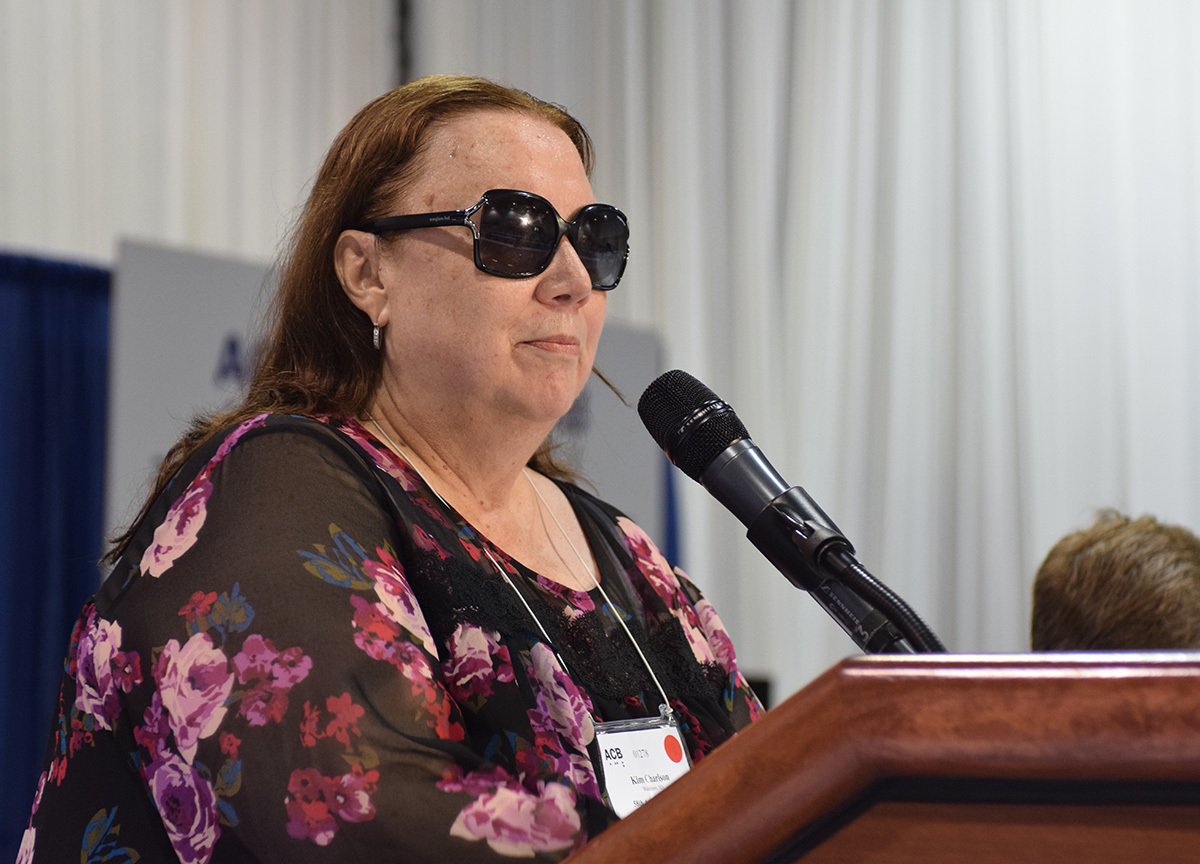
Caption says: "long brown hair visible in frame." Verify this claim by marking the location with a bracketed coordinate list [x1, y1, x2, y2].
[105, 75, 598, 565]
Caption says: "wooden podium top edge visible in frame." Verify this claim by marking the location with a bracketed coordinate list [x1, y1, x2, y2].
[570, 652, 1200, 864]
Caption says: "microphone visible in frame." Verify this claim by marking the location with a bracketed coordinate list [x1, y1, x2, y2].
[639, 369, 943, 655]
[636, 369, 844, 538]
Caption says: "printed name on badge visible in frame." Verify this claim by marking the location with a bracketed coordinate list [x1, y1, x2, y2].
[595, 714, 690, 817]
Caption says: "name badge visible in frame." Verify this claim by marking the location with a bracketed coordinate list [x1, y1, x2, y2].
[594, 708, 691, 817]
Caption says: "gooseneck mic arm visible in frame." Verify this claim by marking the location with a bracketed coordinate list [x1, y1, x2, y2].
[638, 370, 945, 655]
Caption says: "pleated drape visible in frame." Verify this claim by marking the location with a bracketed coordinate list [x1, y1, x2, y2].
[0, 254, 110, 862]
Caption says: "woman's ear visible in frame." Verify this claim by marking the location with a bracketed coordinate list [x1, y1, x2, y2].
[335, 230, 390, 326]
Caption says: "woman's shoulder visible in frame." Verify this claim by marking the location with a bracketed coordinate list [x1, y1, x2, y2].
[184, 412, 379, 479]
[100, 412, 412, 607]
[186, 413, 410, 525]
[118, 414, 390, 570]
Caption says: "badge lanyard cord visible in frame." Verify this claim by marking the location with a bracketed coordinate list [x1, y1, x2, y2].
[523, 468, 675, 720]
[366, 417, 675, 720]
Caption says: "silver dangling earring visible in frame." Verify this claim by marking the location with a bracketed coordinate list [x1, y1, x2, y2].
[372, 322, 382, 350]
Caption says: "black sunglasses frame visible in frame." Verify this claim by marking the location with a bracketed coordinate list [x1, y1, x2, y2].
[353, 188, 629, 290]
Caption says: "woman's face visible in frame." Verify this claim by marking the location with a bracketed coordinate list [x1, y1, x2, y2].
[373, 109, 607, 434]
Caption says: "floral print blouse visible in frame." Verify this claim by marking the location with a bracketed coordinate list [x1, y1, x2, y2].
[19, 413, 763, 863]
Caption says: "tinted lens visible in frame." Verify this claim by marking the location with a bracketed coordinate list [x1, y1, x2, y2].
[474, 191, 629, 288]
[476, 194, 559, 276]
[573, 205, 629, 289]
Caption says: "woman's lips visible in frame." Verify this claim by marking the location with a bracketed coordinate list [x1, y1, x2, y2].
[522, 335, 580, 354]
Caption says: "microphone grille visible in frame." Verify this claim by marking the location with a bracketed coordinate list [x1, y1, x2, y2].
[638, 369, 750, 481]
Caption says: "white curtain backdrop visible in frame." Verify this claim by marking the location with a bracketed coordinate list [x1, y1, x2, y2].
[0, 1, 398, 263]
[407, 0, 1200, 699]
[6, 0, 1200, 703]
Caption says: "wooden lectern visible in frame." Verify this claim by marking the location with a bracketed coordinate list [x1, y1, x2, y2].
[569, 653, 1200, 863]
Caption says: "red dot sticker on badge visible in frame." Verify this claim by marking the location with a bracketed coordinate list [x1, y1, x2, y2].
[664, 733, 684, 764]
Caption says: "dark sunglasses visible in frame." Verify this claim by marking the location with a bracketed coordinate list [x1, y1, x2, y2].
[353, 188, 629, 290]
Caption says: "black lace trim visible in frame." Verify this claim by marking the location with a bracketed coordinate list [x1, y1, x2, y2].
[408, 549, 728, 711]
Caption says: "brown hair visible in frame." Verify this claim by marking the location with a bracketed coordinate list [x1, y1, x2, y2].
[1031, 509, 1200, 650]
[105, 75, 598, 565]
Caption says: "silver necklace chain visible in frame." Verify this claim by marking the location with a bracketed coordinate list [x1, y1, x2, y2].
[364, 415, 673, 714]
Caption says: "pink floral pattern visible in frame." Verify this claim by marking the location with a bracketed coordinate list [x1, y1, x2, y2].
[16, 827, 34, 864]
[285, 780, 338, 846]
[148, 750, 220, 863]
[443, 623, 515, 702]
[299, 692, 365, 750]
[154, 632, 233, 764]
[135, 692, 172, 763]
[440, 766, 581, 856]
[287, 692, 380, 846]
[139, 415, 268, 579]
[694, 596, 737, 673]
[413, 523, 451, 559]
[338, 422, 422, 494]
[22, 413, 761, 863]
[285, 765, 379, 845]
[364, 547, 438, 656]
[618, 516, 719, 666]
[73, 607, 141, 730]
[451, 783, 580, 856]
[232, 634, 313, 726]
[527, 644, 595, 748]
[139, 476, 213, 579]
[525, 644, 602, 800]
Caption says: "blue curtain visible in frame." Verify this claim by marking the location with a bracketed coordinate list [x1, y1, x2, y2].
[0, 253, 110, 862]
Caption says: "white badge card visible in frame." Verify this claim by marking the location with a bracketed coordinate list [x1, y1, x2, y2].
[595, 714, 691, 817]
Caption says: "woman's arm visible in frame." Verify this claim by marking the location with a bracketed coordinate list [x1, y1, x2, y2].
[26, 420, 595, 863]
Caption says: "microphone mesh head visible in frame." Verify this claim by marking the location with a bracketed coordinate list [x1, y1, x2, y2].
[637, 369, 749, 481]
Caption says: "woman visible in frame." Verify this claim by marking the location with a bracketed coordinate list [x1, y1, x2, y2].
[19, 75, 762, 863]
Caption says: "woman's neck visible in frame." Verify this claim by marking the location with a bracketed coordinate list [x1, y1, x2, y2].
[363, 394, 549, 520]
[361, 394, 600, 593]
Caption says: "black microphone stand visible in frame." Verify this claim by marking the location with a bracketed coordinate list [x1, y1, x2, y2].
[745, 487, 946, 654]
